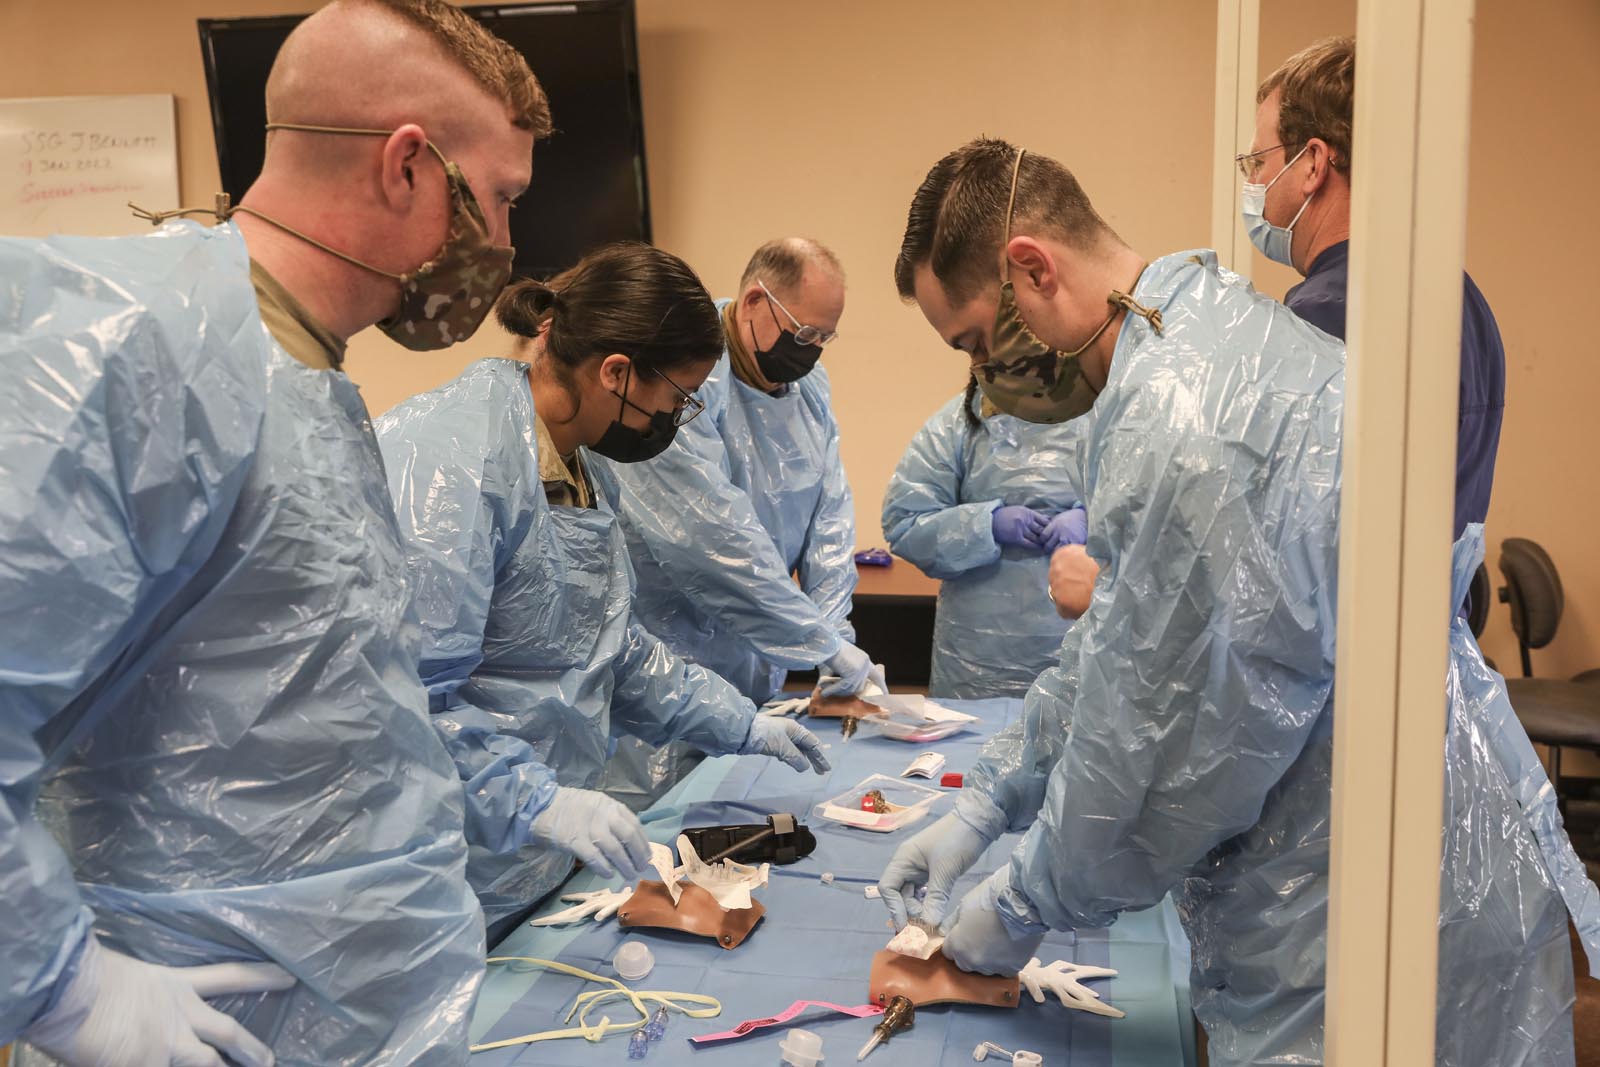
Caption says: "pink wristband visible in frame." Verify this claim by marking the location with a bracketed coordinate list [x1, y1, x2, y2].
[689, 999, 885, 1044]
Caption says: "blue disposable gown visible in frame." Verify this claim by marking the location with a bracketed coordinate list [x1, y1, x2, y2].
[962, 250, 1598, 1065]
[0, 223, 483, 1066]
[882, 391, 1079, 699]
[375, 358, 761, 929]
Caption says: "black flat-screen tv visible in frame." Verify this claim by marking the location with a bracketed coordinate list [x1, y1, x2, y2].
[197, 0, 650, 278]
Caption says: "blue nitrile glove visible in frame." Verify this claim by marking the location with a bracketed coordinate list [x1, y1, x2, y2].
[741, 715, 832, 773]
[941, 866, 1049, 977]
[991, 504, 1048, 549]
[876, 806, 1002, 931]
[1038, 506, 1088, 552]
[528, 786, 653, 881]
[819, 640, 887, 697]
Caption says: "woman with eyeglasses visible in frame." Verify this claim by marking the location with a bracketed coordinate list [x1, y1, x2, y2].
[375, 242, 829, 944]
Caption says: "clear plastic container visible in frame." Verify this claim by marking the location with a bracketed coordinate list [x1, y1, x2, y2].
[614, 940, 654, 981]
[813, 774, 943, 833]
[780, 1028, 824, 1067]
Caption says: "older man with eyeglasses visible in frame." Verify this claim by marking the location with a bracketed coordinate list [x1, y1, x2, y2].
[594, 236, 878, 808]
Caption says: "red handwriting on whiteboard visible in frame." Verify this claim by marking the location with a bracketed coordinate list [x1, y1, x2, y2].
[19, 181, 144, 205]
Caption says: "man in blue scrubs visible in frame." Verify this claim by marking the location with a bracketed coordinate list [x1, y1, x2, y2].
[1243, 36, 1505, 538]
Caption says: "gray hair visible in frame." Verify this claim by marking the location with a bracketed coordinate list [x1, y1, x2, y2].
[739, 237, 844, 297]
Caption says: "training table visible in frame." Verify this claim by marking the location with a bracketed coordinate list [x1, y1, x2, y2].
[470, 697, 1198, 1066]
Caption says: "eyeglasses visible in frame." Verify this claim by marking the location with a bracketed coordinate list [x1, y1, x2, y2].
[757, 279, 838, 347]
[645, 365, 706, 427]
[1234, 143, 1287, 180]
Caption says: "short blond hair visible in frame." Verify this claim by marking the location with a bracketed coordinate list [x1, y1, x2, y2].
[1259, 36, 1354, 175]
[366, 0, 552, 136]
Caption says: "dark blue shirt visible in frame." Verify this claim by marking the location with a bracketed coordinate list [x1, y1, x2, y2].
[1284, 239, 1505, 539]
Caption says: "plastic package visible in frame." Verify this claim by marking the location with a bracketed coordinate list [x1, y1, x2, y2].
[615, 941, 655, 981]
[852, 694, 979, 743]
[815, 775, 943, 833]
[856, 717, 968, 743]
[901, 752, 947, 778]
[973, 1044, 1042, 1065]
[676, 834, 770, 910]
[781, 1028, 825, 1067]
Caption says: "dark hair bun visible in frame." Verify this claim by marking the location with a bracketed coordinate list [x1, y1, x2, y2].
[522, 242, 723, 377]
[494, 279, 560, 338]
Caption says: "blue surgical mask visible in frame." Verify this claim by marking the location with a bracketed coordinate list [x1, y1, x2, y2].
[1240, 144, 1313, 267]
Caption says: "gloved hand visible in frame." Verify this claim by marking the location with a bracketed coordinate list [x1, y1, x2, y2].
[991, 504, 1048, 549]
[876, 810, 996, 931]
[528, 786, 653, 881]
[741, 715, 831, 773]
[819, 640, 887, 697]
[759, 695, 811, 717]
[1038, 506, 1088, 552]
[940, 868, 1048, 977]
[22, 934, 293, 1067]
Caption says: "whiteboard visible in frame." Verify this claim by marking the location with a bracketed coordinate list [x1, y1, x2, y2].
[0, 94, 180, 238]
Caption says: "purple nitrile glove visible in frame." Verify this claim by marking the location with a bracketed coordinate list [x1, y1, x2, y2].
[991, 505, 1047, 549]
[1038, 507, 1088, 553]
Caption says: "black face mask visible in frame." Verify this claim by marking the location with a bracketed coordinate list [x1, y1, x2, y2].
[589, 363, 681, 463]
[750, 320, 822, 384]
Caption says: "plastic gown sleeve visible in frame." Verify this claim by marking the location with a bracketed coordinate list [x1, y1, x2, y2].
[383, 417, 560, 855]
[602, 396, 843, 669]
[608, 620, 759, 755]
[881, 404, 1002, 580]
[794, 372, 859, 641]
[1448, 531, 1600, 973]
[959, 623, 1085, 833]
[1005, 424, 1334, 932]
[0, 234, 262, 1038]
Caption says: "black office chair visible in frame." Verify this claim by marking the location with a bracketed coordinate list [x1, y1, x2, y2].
[1497, 537, 1600, 791]
[1466, 563, 1495, 670]
[1467, 563, 1490, 637]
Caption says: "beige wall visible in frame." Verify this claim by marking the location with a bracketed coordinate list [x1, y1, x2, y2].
[0, 0, 1217, 543]
[2, 0, 1596, 675]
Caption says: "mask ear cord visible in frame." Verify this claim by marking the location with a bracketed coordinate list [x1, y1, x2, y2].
[1000, 147, 1025, 283]
[1107, 286, 1164, 336]
[129, 191, 236, 227]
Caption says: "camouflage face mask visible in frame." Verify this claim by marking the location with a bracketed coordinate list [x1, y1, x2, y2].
[975, 147, 1160, 425]
[979, 277, 1107, 425]
[378, 149, 514, 351]
[971, 147, 1105, 425]
[249, 123, 515, 351]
